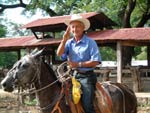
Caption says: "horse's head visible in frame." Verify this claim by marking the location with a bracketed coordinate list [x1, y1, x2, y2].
[1, 48, 44, 92]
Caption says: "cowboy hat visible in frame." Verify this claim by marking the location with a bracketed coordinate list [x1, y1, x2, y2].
[64, 14, 90, 31]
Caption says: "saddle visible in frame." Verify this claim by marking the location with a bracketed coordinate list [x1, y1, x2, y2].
[56, 62, 114, 113]
[63, 81, 114, 113]
[95, 81, 114, 113]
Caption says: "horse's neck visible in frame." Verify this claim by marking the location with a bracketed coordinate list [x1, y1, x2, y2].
[34, 62, 61, 112]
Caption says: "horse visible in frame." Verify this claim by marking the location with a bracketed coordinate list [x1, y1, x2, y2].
[1, 49, 137, 113]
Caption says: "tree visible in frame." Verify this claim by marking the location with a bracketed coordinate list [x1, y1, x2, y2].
[101, 47, 116, 61]
[0, 52, 18, 68]
[5, 21, 32, 37]
[1, 0, 150, 26]
[0, 0, 150, 66]
[118, 0, 150, 66]
[0, 18, 19, 68]
[0, 24, 6, 37]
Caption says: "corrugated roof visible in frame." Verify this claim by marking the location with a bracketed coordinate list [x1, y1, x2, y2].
[1, 27, 150, 51]
[21, 12, 117, 32]
[88, 27, 150, 42]
[0, 36, 61, 51]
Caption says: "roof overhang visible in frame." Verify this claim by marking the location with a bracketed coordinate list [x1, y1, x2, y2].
[1, 27, 150, 51]
[21, 12, 117, 32]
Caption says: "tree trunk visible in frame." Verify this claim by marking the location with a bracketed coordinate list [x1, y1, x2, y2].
[121, 0, 136, 67]
[122, 46, 134, 67]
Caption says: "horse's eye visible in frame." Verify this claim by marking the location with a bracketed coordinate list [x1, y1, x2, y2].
[22, 63, 29, 69]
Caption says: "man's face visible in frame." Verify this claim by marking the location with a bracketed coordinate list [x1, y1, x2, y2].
[70, 21, 85, 38]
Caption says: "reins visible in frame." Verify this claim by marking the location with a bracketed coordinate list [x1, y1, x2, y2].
[17, 59, 71, 112]
[19, 67, 71, 95]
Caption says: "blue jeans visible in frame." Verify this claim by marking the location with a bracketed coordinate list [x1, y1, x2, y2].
[76, 72, 97, 113]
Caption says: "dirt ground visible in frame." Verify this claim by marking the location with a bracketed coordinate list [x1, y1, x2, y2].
[0, 89, 150, 113]
[0, 89, 39, 113]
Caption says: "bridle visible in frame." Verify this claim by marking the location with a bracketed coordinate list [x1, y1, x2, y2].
[15, 57, 71, 112]
[22, 60, 71, 94]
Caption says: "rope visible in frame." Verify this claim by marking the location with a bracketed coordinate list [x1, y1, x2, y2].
[18, 65, 71, 95]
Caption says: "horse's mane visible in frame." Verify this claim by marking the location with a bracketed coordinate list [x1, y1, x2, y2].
[43, 61, 61, 86]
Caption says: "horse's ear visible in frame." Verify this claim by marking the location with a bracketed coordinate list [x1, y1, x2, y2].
[32, 48, 45, 58]
[31, 48, 39, 55]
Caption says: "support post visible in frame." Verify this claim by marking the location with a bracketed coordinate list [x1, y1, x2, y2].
[117, 42, 122, 83]
[147, 46, 150, 66]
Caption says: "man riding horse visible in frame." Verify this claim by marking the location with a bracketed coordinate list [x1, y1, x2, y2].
[57, 14, 101, 113]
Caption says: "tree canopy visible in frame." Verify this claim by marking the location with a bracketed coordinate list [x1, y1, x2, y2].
[0, 0, 150, 66]
[1, 0, 150, 27]
[0, 24, 6, 37]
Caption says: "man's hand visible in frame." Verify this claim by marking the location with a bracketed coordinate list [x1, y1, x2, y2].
[57, 26, 71, 56]
[68, 61, 79, 69]
[63, 26, 70, 41]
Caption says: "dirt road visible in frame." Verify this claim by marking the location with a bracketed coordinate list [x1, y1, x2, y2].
[0, 89, 149, 113]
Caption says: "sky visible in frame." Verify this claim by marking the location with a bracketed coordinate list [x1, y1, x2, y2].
[1, 7, 49, 37]
[3, 7, 47, 24]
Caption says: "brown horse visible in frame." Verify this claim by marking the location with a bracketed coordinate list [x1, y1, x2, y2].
[1, 49, 137, 113]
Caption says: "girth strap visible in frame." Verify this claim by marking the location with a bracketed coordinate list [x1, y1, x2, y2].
[51, 101, 62, 113]
[51, 85, 64, 113]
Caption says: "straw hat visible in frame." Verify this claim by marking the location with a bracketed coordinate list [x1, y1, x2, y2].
[65, 14, 90, 31]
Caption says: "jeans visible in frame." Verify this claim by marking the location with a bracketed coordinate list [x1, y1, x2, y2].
[75, 72, 97, 113]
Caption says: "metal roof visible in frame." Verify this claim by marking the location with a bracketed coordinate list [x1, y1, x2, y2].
[21, 12, 117, 32]
[0, 36, 60, 51]
[87, 27, 150, 46]
[88, 27, 150, 42]
[1, 27, 150, 51]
